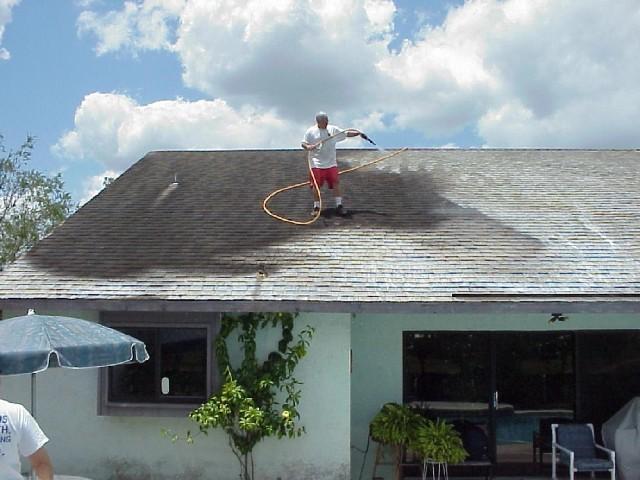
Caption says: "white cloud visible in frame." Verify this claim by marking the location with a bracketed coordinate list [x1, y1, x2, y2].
[364, 0, 396, 36]
[77, 0, 393, 121]
[478, 91, 640, 149]
[375, 0, 502, 136]
[352, 111, 385, 133]
[77, 0, 186, 55]
[53, 92, 302, 169]
[72, 0, 640, 151]
[80, 169, 120, 205]
[475, 0, 640, 147]
[378, 0, 640, 146]
[75, 0, 101, 8]
[173, 0, 395, 120]
[0, 0, 20, 60]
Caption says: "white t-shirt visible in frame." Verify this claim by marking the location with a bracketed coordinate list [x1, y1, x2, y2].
[0, 399, 49, 480]
[303, 124, 348, 169]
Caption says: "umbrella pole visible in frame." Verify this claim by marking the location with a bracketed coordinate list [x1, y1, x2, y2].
[30, 372, 36, 480]
[31, 372, 36, 418]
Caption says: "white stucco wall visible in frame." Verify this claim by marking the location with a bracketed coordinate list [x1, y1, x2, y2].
[3, 307, 638, 480]
[0, 309, 351, 480]
[349, 312, 640, 480]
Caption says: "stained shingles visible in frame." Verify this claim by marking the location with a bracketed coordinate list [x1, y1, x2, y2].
[0, 149, 639, 303]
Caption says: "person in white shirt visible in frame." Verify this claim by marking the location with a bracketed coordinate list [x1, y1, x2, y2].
[301, 112, 363, 216]
[0, 397, 53, 480]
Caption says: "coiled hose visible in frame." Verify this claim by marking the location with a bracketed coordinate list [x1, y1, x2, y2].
[262, 130, 407, 225]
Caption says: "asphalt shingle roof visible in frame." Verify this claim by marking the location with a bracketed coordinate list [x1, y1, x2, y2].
[0, 149, 639, 308]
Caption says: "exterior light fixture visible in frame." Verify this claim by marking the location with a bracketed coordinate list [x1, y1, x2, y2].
[549, 312, 568, 323]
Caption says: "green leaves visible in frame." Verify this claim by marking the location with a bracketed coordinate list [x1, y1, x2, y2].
[187, 312, 314, 480]
[369, 404, 468, 478]
[0, 134, 75, 268]
[370, 403, 426, 446]
[410, 418, 468, 465]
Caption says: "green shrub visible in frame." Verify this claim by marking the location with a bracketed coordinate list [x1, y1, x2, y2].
[370, 402, 426, 446]
[411, 418, 468, 465]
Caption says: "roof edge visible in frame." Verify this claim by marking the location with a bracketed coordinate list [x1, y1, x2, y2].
[1, 298, 638, 315]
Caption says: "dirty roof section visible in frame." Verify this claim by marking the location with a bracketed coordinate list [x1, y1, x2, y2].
[0, 149, 639, 305]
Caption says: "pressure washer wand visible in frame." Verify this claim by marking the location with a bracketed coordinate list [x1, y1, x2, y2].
[312, 129, 376, 147]
[360, 133, 376, 146]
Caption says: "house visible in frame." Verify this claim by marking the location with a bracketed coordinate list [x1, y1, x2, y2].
[0, 148, 639, 479]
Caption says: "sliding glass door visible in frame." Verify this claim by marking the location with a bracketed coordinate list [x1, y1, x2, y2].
[494, 333, 575, 472]
[404, 333, 493, 468]
[404, 331, 576, 474]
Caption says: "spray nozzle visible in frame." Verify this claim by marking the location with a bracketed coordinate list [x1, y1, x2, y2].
[360, 132, 376, 146]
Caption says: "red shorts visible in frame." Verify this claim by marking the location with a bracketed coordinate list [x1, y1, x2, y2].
[309, 166, 339, 189]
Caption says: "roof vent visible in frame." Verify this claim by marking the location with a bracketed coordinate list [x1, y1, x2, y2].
[256, 264, 268, 280]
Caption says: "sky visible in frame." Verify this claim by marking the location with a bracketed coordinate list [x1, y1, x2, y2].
[0, 0, 639, 205]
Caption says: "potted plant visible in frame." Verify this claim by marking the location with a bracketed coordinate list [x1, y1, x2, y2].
[410, 418, 468, 480]
[370, 402, 426, 480]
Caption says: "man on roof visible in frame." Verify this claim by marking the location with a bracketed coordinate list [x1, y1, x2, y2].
[301, 112, 363, 216]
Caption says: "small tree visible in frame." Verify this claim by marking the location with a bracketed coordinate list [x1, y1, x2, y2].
[188, 312, 314, 480]
[0, 134, 75, 268]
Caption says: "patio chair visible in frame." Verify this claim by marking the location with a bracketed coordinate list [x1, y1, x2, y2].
[532, 417, 572, 471]
[552, 423, 615, 480]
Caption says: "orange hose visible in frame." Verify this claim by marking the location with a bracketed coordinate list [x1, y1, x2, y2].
[263, 147, 408, 225]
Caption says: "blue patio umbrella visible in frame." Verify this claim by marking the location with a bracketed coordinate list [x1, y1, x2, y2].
[0, 310, 149, 417]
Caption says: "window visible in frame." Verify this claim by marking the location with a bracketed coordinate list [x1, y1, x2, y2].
[99, 311, 219, 417]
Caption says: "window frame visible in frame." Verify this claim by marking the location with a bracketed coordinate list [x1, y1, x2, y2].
[98, 311, 220, 417]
